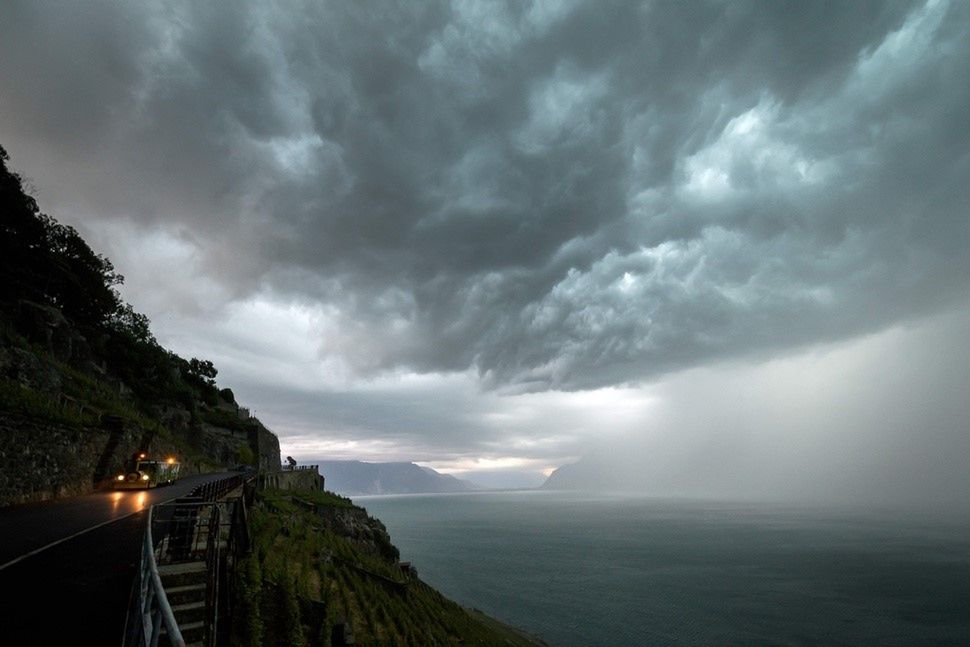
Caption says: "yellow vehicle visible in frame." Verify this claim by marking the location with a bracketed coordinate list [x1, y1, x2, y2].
[114, 453, 181, 489]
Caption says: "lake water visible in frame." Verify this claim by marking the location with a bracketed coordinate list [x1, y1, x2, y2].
[359, 490, 970, 645]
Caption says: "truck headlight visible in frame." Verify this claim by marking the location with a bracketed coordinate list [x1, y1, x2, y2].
[141, 474, 150, 481]
[116, 474, 125, 481]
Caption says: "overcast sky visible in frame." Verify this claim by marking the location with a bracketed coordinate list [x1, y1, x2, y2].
[2, 0, 969, 498]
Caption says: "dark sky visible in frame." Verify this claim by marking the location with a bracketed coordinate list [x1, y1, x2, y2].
[2, 0, 969, 497]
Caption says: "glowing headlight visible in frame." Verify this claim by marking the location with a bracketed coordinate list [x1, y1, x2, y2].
[116, 474, 125, 481]
[141, 474, 150, 481]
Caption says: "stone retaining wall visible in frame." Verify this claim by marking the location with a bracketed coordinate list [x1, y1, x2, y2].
[0, 413, 187, 506]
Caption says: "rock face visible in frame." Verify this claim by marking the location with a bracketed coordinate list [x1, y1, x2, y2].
[13, 300, 96, 369]
[151, 404, 281, 472]
[0, 346, 62, 392]
[250, 420, 281, 472]
[199, 423, 252, 466]
[314, 504, 399, 562]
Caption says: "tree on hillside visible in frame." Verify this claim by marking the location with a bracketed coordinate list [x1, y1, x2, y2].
[0, 144, 123, 332]
[188, 358, 218, 387]
[1, 142, 226, 412]
[109, 303, 155, 345]
[1, 144, 53, 309]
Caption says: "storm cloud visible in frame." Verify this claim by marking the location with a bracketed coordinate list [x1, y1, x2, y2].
[3, 0, 968, 389]
[2, 1, 970, 491]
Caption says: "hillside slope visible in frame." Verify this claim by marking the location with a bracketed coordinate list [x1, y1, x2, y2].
[235, 488, 544, 646]
[0, 143, 280, 504]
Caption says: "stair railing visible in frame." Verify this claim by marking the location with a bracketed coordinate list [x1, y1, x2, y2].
[131, 504, 186, 647]
[125, 474, 255, 647]
[204, 503, 221, 646]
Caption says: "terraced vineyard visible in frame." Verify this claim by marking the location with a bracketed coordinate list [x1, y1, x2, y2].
[233, 488, 543, 646]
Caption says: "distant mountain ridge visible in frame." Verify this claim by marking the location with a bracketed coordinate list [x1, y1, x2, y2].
[317, 460, 479, 495]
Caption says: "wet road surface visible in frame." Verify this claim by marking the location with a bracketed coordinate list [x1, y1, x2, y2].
[0, 473, 229, 645]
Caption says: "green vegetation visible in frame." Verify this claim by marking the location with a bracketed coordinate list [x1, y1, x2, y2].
[234, 488, 542, 646]
[1, 143, 122, 337]
[0, 379, 92, 427]
[0, 143, 234, 420]
[0, 143, 256, 476]
[237, 443, 256, 466]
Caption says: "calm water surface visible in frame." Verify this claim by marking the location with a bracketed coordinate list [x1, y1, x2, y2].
[359, 491, 970, 646]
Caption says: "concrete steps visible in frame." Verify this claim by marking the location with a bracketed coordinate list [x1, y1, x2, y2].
[166, 583, 207, 605]
[157, 534, 227, 561]
[159, 561, 209, 644]
[175, 620, 205, 644]
[171, 601, 206, 624]
[158, 561, 207, 588]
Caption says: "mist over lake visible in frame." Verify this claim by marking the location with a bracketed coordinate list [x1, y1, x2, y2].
[362, 491, 970, 646]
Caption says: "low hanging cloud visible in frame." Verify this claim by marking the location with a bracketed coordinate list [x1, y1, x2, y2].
[2, 0, 969, 391]
[551, 306, 970, 509]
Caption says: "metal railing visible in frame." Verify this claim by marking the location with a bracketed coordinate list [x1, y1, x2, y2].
[125, 474, 255, 647]
[132, 505, 186, 647]
[189, 473, 248, 502]
[281, 463, 319, 472]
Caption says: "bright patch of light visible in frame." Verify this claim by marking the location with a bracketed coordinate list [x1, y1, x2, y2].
[517, 64, 608, 151]
[681, 98, 832, 201]
[268, 134, 324, 173]
[422, 456, 550, 474]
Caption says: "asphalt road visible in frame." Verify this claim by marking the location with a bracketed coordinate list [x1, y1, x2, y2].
[0, 473, 230, 645]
